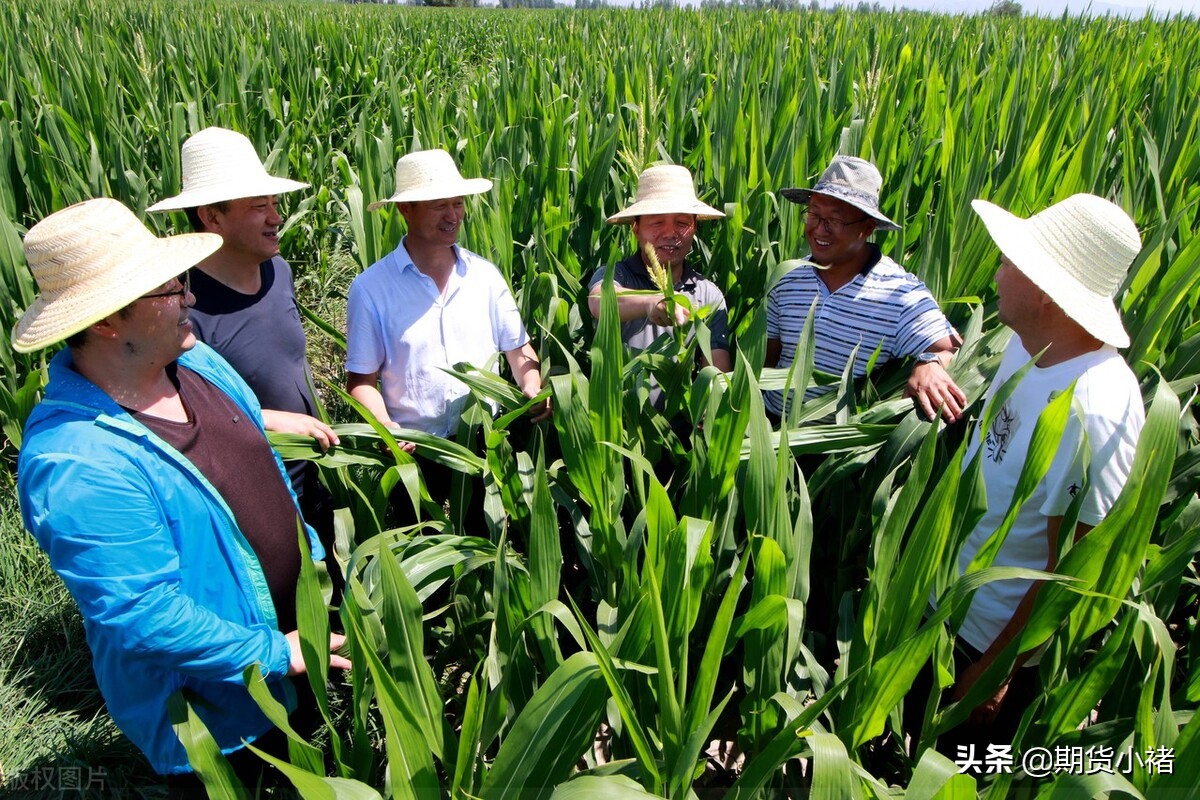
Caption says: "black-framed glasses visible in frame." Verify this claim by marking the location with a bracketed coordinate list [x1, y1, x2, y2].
[140, 273, 191, 301]
[802, 209, 870, 234]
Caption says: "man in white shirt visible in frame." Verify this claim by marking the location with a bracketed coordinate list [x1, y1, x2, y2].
[946, 193, 1145, 748]
[345, 150, 548, 523]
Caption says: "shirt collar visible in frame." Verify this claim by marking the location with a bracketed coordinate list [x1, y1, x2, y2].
[393, 238, 468, 277]
[802, 243, 884, 279]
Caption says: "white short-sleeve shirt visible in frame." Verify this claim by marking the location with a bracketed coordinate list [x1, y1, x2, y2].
[956, 338, 1144, 651]
[345, 240, 529, 437]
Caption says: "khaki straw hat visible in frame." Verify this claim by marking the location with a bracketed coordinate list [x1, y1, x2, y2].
[12, 198, 222, 352]
[607, 165, 725, 224]
[147, 127, 308, 212]
[972, 193, 1141, 348]
[781, 155, 901, 232]
[368, 149, 493, 211]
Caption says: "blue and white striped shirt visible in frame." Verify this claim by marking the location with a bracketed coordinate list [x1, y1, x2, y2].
[765, 247, 955, 415]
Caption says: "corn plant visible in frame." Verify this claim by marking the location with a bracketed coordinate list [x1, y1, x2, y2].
[3, 0, 1200, 797]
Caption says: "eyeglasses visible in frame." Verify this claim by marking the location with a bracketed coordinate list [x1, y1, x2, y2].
[802, 209, 870, 234]
[140, 274, 191, 301]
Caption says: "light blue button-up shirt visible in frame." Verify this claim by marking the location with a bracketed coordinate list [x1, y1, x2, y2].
[346, 239, 528, 437]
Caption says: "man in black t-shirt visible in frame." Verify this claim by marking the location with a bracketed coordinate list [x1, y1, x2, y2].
[149, 127, 342, 596]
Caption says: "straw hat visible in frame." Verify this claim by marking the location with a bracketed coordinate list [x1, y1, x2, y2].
[607, 165, 725, 224]
[972, 194, 1141, 348]
[147, 127, 308, 212]
[780, 156, 901, 232]
[368, 149, 493, 211]
[12, 199, 222, 352]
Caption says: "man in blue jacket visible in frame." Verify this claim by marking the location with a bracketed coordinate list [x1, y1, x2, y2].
[12, 199, 350, 789]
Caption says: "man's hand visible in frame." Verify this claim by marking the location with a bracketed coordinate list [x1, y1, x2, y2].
[647, 298, 690, 327]
[504, 342, 550, 422]
[952, 658, 1010, 725]
[262, 409, 340, 451]
[381, 425, 417, 454]
[524, 388, 553, 422]
[285, 630, 352, 676]
[905, 360, 968, 423]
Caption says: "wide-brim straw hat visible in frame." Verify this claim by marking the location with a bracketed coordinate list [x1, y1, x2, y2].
[147, 127, 308, 212]
[781, 155, 901, 232]
[368, 149, 493, 211]
[607, 165, 725, 224]
[12, 198, 222, 352]
[972, 194, 1141, 348]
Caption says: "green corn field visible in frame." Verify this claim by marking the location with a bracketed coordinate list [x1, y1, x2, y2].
[1, 0, 1199, 796]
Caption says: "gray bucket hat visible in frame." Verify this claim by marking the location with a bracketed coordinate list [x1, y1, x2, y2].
[781, 155, 901, 232]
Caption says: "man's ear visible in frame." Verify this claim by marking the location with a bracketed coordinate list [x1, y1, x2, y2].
[861, 220, 877, 238]
[197, 204, 223, 232]
[88, 315, 122, 341]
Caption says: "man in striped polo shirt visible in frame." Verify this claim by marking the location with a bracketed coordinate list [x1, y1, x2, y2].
[765, 156, 965, 423]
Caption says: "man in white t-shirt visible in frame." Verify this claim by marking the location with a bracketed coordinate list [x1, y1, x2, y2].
[946, 194, 1145, 747]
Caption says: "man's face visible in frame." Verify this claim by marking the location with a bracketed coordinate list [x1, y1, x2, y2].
[632, 213, 696, 269]
[994, 254, 1046, 332]
[804, 194, 875, 268]
[112, 275, 197, 365]
[401, 197, 466, 248]
[203, 195, 284, 263]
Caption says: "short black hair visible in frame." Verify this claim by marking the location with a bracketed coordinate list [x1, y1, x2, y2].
[185, 200, 231, 233]
[65, 329, 88, 350]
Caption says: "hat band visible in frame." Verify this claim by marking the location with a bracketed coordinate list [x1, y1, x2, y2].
[811, 181, 882, 212]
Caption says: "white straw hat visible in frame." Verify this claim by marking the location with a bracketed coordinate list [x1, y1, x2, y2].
[607, 165, 725, 224]
[972, 194, 1141, 348]
[780, 155, 901, 232]
[368, 149, 493, 211]
[12, 198, 222, 352]
[147, 127, 308, 212]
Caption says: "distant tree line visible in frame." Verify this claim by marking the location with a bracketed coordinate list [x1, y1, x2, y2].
[338, 0, 1019, 12]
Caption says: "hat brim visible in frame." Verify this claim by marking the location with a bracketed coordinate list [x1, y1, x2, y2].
[779, 187, 902, 232]
[971, 199, 1129, 347]
[368, 178, 493, 212]
[147, 176, 309, 213]
[606, 199, 726, 225]
[12, 232, 223, 352]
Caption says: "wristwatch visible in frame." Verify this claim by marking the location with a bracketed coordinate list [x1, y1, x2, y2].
[917, 351, 947, 366]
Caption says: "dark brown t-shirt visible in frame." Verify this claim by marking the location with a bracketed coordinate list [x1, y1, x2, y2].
[133, 365, 303, 632]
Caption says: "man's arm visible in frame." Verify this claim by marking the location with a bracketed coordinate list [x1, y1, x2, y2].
[904, 334, 968, 424]
[504, 342, 552, 422]
[346, 371, 416, 452]
[707, 349, 733, 372]
[346, 371, 392, 424]
[261, 409, 340, 452]
[587, 283, 689, 326]
[952, 516, 1094, 723]
[765, 337, 782, 369]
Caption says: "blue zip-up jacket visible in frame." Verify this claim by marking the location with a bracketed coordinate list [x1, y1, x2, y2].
[17, 343, 323, 774]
